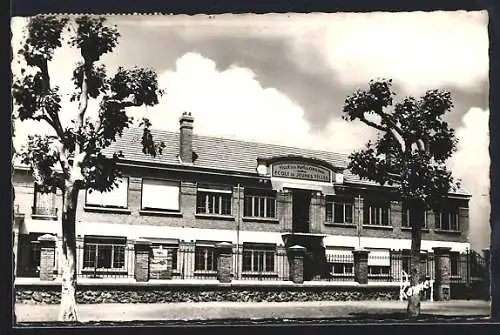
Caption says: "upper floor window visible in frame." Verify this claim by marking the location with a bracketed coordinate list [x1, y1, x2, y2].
[363, 199, 390, 226]
[85, 177, 129, 209]
[326, 198, 354, 224]
[402, 203, 428, 229]
[141, 179, 180, 211]
[244, 189, 276, 218]
[33, 184, 58, 218]
[434, 207, 460, 231]
[196, 184, 232, 215]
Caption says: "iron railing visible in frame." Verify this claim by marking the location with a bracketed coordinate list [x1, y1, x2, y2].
[31, 206, 58, 218]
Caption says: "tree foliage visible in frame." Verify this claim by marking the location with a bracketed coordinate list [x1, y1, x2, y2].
[12, 15, 165, 195]
[342, 79, 460, 208]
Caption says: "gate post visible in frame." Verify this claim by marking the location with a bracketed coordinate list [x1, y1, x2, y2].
[433, 247, 451, 301]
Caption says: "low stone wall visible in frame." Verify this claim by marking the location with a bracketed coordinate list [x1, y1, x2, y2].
[16, 284, 400, 305]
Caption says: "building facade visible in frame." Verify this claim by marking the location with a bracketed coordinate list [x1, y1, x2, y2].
[13, 112, 471, 284]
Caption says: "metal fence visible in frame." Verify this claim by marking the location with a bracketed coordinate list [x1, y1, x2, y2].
[28, 244, 489, 288]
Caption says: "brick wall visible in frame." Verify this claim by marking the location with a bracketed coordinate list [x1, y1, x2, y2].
[13, 166, 469, 244]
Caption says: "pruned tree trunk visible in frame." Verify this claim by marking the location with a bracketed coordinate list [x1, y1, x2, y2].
[407, 205, 424, 318]
[59, 184, 79, 321]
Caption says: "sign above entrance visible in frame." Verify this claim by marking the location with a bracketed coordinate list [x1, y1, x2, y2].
[271, 161, 332, 183]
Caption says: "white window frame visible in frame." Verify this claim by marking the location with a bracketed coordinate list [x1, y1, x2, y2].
[435, 208, 460, 231]
[141, 178, 180, 211]
[196, 186, 232, 215]
[242, 244, 276, 273]
[364, 200, 391, 226]
[194, 244, 217, 271]
[82, 237, 127, 270]
[326, 199, 354, 224]
[244, 191, 277, 218]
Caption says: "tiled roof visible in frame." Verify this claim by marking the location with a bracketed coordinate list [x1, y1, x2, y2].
[103, 127, 470, 196]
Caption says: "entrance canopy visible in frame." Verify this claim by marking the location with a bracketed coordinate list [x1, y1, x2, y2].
[271, 178, 335, 195]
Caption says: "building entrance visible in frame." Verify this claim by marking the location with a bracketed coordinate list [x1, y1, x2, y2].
[292, 190, 311, 233]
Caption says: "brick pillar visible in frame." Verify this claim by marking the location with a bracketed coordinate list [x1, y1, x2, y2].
[482, 248, 491, 301]
[433, 247, 451, 301]
[216, 242, 233, 283]
[288, 245, 306, 284]
[353, 249, 370, 284]
[134, 238, 151, 282]
[37, 234, 56, 281]
[278, 190, 293, 233]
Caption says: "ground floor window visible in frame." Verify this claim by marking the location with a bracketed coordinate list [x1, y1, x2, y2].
[325, 248, 354, 275]
[367, 248, 391, 277]
[242, 243, 276, 273]
[450, 252, 459, 276]
[83, 236, 126, 270]
[194, 243, 218, 271]
[151, 243, 178, 270]
[368, 265, 391, 276]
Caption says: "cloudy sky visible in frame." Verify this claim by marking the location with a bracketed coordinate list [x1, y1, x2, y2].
[11, 12, 490, 250]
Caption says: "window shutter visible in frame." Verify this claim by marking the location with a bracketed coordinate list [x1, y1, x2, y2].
[142, 179, 180, 210]
[86, 178, 128, 208]
[367, 249, 390, 266]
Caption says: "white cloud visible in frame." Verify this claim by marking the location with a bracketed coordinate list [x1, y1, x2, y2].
[287, 11, 489, 94]
[131, 52, 374, 154]
[449, 107, 490, 250]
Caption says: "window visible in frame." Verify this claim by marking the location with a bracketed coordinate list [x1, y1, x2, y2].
[142, 179, 180, 211]
[367, 249, 391, 276]
[242, 244, 276, 273]
[83, 236, 126, 270]
[194, 242, 218, 271]
[402, 203, 428, 229]
[363, 200, 390, 226]
[450, 252, 459, 276]
[435, 207, 460, 231]
[85, 178, 129, 209]
[326, 248, 354, 275]
[244, 189, 277, 218]
[196, 185, 232, 215]
[326, 198, 354, 224]
[151, 243, 178, 270]
[33, 184, 58, 217]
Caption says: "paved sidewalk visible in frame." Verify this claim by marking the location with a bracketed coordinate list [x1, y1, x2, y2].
[15, 300, 491, 323]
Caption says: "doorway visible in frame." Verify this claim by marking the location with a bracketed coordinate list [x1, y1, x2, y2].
[292, 190, 311, 233]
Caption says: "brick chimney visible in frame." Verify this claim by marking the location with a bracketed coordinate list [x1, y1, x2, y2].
[179, 112, 194, 163]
